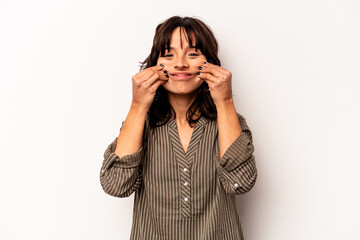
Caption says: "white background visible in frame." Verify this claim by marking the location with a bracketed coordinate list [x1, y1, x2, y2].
[1, 0, 359, 239]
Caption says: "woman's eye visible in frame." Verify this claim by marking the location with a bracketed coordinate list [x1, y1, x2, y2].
[162, 53, 199, 58]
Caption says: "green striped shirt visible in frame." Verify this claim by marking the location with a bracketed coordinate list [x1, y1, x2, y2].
[100, 112, 257, 239]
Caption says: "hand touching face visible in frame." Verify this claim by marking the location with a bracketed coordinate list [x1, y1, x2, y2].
[156, 27, 207, 95]
[197, 61, 234, 105]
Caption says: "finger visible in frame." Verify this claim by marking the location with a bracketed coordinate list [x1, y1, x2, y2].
[135, 70, 153, 84]
[149, 79, 167, 93]
[149, 63, 165, 71]
[198, 72, 217, 83]
[149, 63, 168, 80]
[137, 68, 166, 85]
[135, 68, 152, 80]
[199, 65, 223, 78]
[137, 63, 164, 78]
[144, 72, 162, 89]
[155, 68, 169, 81]
[202, 62, 229, 75]
[145, 71, 168, 89]
[158, 71, 169, 81]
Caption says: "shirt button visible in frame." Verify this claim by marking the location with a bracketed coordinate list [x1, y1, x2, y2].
[184, 182, 188, 186]
[183, 168, 188, 172]
[184, 197, 189, 201]
[234, 183, 239, 188]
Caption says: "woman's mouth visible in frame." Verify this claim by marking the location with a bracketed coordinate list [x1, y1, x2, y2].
[170, 73, 194, 81]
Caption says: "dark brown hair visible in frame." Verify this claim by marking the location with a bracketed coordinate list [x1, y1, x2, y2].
[140, 16, 221, 129]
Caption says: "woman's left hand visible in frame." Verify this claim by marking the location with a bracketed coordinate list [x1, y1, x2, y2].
[197, 62, 233, 105]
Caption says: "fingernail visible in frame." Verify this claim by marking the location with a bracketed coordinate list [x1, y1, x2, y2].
[198, 66, 203, 70]
[163, 70, 167, 74]
[160, 63, 164, 67]
[166, 74, 169, 78]
[203, 61, 207, 65]
[197, 72, 200, 75]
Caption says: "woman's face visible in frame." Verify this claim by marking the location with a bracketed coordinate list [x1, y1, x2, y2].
[157, 27, 207, 96]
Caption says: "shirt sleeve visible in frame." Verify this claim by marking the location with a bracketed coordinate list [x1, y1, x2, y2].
[216, 113, 258, 195]
[99, 117, 148, 198]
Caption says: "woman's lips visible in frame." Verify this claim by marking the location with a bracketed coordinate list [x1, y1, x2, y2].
[170, 73, 194, 81]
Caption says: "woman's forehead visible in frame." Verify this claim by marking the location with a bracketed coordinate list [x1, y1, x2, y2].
[168, 27, 196, 49]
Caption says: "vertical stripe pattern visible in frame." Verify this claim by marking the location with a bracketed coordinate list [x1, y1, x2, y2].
[99, 112, 257, 240]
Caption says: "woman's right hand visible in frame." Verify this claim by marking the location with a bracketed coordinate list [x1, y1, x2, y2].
[131, 63, 168, 110]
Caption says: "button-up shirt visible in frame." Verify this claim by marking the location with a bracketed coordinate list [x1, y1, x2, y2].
[100, 113, 257, 240]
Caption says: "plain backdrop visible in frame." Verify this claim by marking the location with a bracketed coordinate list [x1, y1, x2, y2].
[1, 0, 359, 239]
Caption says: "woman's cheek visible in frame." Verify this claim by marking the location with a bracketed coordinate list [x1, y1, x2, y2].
[196, 57, 207, 64]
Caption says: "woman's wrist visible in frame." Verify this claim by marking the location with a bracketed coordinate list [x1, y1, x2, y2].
[130, 101, 150, 115]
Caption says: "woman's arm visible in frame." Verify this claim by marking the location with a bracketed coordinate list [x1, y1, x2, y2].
[216, 99, 242, 159]
[115, 103, 148, 158]
[215, 101, 257, 195]
[99, 104, 149, 198]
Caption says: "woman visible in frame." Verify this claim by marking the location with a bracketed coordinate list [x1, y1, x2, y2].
[100, 16, 257, 240]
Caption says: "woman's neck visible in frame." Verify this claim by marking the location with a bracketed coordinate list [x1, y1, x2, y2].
[167, 92, 200, 125]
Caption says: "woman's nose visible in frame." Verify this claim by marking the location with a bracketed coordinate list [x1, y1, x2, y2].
[174, 56, 189, 68]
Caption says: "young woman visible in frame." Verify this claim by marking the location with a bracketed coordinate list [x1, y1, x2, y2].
[100, 16, 257, 240]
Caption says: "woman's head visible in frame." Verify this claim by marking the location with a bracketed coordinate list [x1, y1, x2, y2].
[140, 16, 221, 70]
[140, 16, 219, 128]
